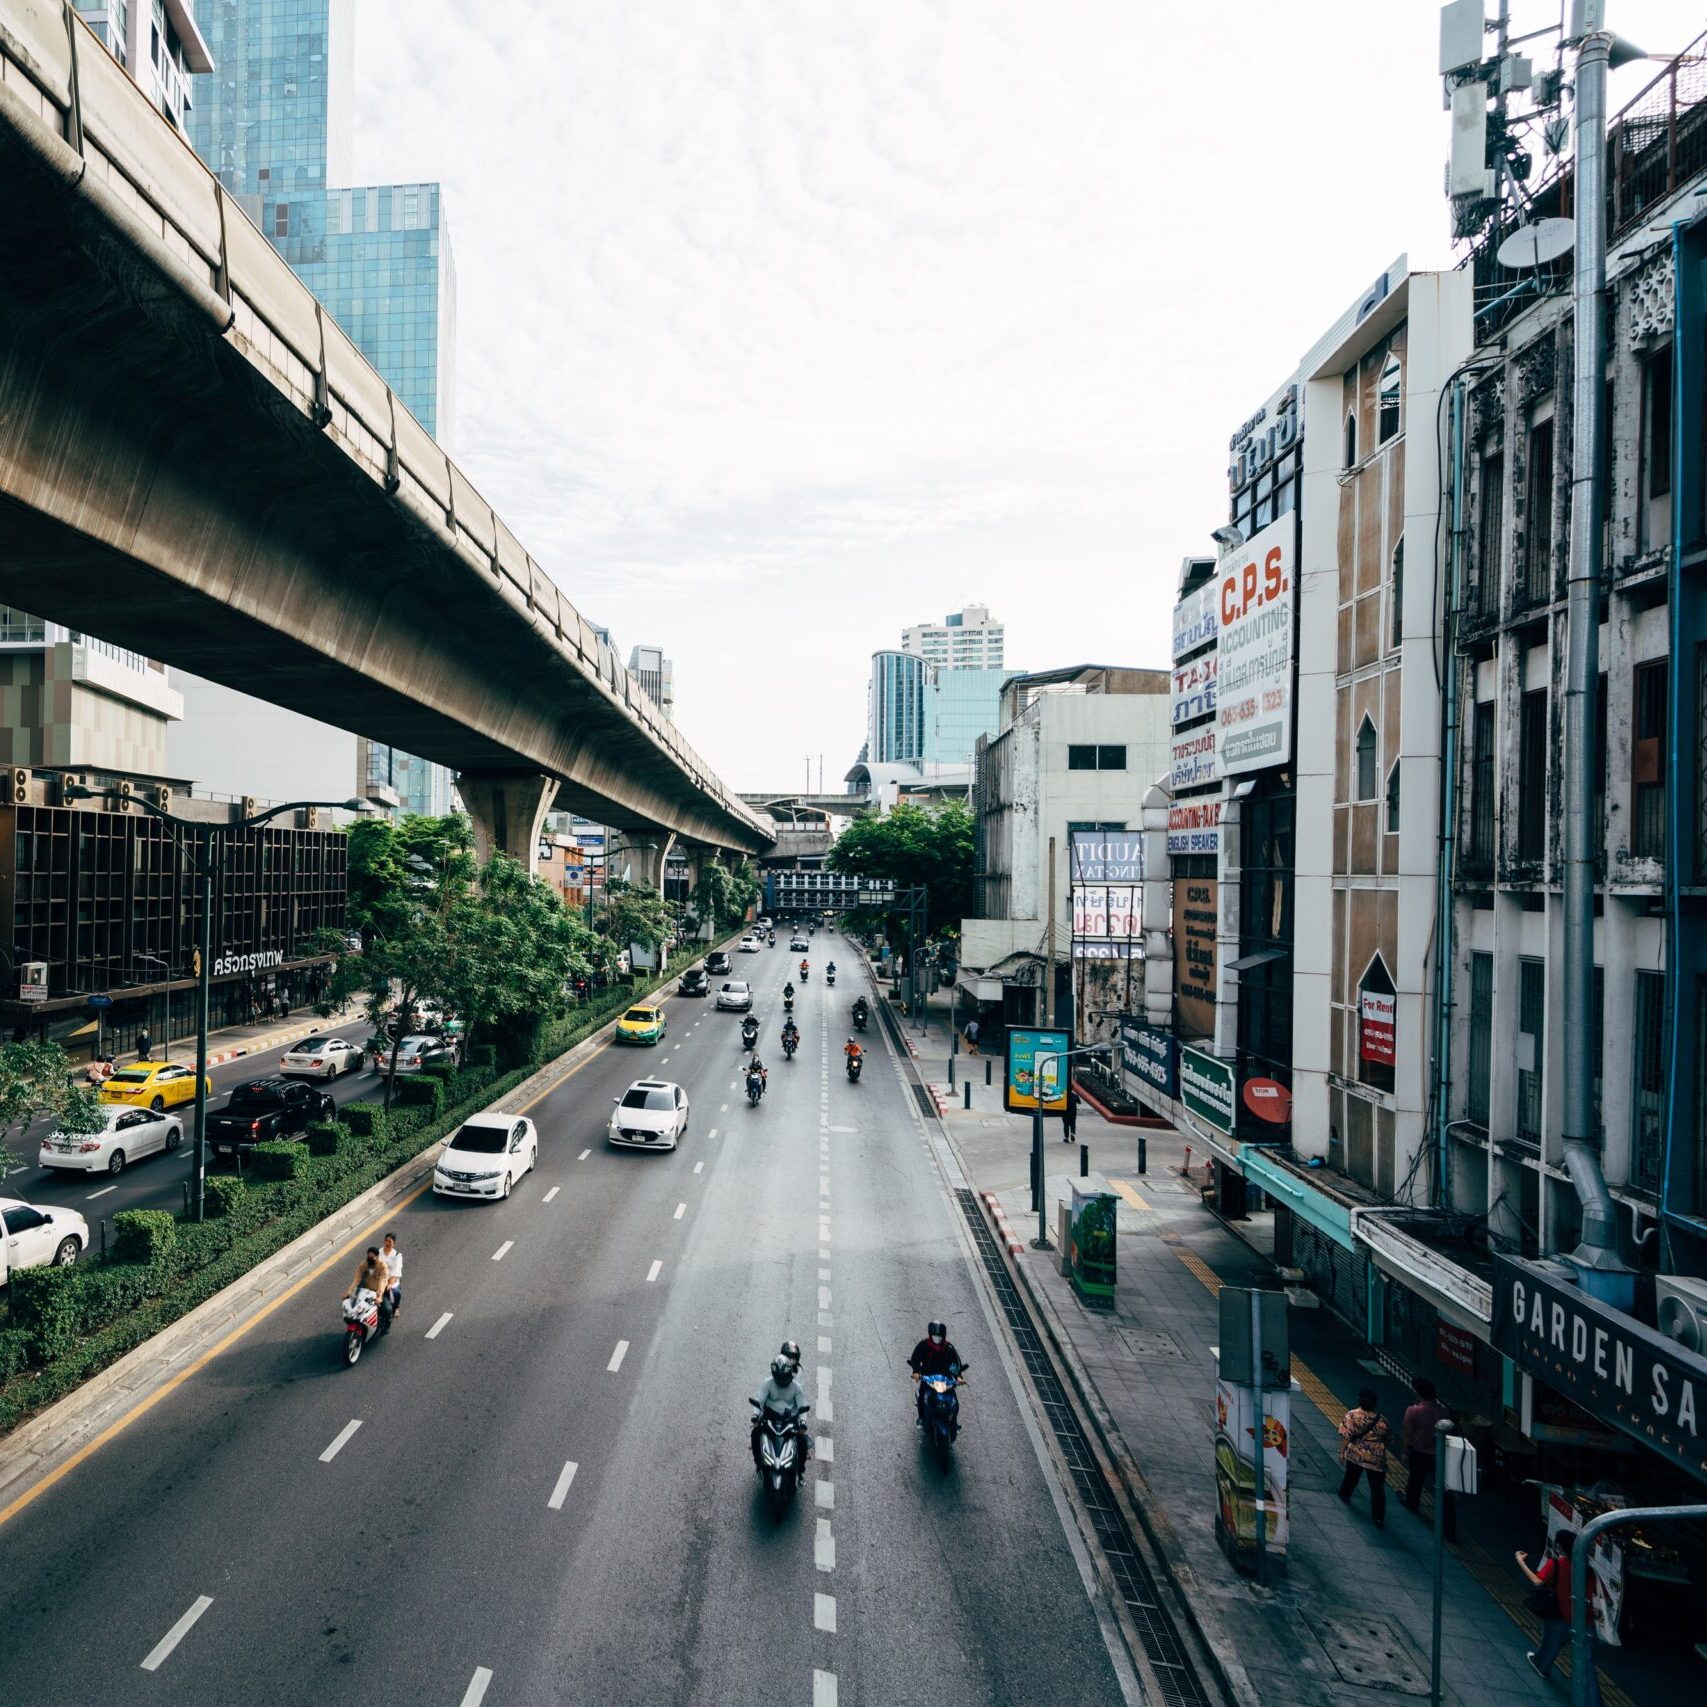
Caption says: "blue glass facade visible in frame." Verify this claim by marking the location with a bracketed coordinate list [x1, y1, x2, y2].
[921, 665, 1008, 768]
[869, 655, 1007, 771]
[869, 651, 928, 766]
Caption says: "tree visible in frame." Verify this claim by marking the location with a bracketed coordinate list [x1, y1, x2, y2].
[0, 1042, 106, 1184]
[693, 856, 760, 933]
[344, 812, 475, 947]
[599, 880, 678, 956]
[828, 800, 975, 942]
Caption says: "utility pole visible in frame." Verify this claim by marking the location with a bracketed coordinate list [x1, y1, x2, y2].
[1044, 835, 1057, 1027]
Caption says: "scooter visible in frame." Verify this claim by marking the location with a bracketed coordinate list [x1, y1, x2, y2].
[746, 1068, 767, 1106]
[783, 994, 795, 1014]
[741, 1018, 760, 1051]
[852, 1004, 869, 1033]
[340, 1287, 391, 1366]
[782, 1030, 798, 1059]
[846, 1052, 863, 1084]
[825, 967, 837, 987]
[750, 1398, 811, 1508]
[799, 966, 810, 984]
[917, 1364, 968, 1456]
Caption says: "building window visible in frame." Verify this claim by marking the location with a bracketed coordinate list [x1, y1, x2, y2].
[1390, 535, 1404, 648]
[1522, 417, 1554, 604]
[1632, 970, 1667, 1194]
[1516, 956, 1544, 1146]
[1344, 410, 1358, 470]
[1476, 450, 1504, 614]
[1236, 774, 1294, 1092]
[1517, 690, 1548, 863]
[1467, 951, 1494, 1125]
[1385, 761, 1401, 833]
[1067, 744, 1126, 771]
[1631, 658, 1667, 860]
[1355, 717, 1378, 801]
[1468, 701, 1496, 876]
[272, 203, 289, 239]
[1377, 351, 1402, 443]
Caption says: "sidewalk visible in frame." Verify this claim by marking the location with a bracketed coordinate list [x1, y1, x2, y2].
[103, 1006, 365, 1074]
[879, 972, 1651, 1707]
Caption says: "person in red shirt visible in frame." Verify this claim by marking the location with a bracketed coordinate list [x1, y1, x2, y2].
[1516, 1536, 1603, 1703]
[1398, 1376, 1455, 1540]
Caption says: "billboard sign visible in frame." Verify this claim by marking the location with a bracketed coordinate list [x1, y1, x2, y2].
[1170, 725, 1220, 791]
[1173, 583, 1219, 660]
[1006, 1028, 1070, 1114]
[1072, 885, 1140, 939]
[1069, 832, 1143, 884]
[1181, 1045, 1236, 1134]
[1175, 879, 1219, 1037]
[1167, 797, 1222, 856]
[1121, 1019, 1177, 1100]
[1217, 515, 1296, 775]
[1171, 653, 1218, 727]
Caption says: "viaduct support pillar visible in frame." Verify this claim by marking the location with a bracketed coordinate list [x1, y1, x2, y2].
[459, 773, 561, 875]
[612, 830, 676, 893]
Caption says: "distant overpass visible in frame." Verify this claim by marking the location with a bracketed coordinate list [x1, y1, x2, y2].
[740, 792, 868, 819]
[0, 4, 770, 878]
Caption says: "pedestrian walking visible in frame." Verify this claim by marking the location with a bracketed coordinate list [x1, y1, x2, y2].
[278, 995, 290, 1021]
[1336, 1388, 1390, 1527]
[1399, 1376, 1455, 1539]
[137, 1027, 153, 1063]
[962, 1017, 980, 1056]
[1060, 1083, 1079, 1144]
[1516, 1536, 1603, 1704]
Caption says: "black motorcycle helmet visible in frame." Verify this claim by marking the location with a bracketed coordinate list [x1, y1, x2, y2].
[928, 1320, 947, 1345]
[780, 1339, 802, 1365]
[770, 1354, 795, 1386]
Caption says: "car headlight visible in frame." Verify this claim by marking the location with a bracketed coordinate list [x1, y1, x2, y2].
[469, 1169, 500, 1181]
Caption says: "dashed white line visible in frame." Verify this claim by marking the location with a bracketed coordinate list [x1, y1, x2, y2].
[818, 1286, 832, 1310]
[818, 1267, 831, 1281]
[139, 1595, 213, 1671]
[818, 1335, 832, 1354]
[813, 1669, 838, 1707]
[815, 1592, 838, 1633]
[425, 1311, 453, 1339]
[817, 1434, 834, 1462]
[578, 1148, 591, 1161]
[543, 1185, 561, 1202]
[693, 1160, 704, 1174]
[815, 1517, 836, 1571]
[86, 1184, 118, 1200]
[607, 1339, 629, 1373]
[492, 1241, 514, 1262]
[815, 1478, 835, 1509]
[720, 1103, 729, 1112]
[674, 1202, 686, 1220]
[647, 1259, 662, 1283]
[547, 1460, 579, 1510]
[459, 1668, 494, 1707]
[318, 1419, 363, 1463]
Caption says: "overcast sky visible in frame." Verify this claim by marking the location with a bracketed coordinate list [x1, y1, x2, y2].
[352, 0, 1701, 793]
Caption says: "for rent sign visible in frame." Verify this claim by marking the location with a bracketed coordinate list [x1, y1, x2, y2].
[1217, 516, 1295, 775]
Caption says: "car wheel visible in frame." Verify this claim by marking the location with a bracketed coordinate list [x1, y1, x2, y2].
[108, 1150, 126, 1176]
[165, 1126, 182, 1151]
[502, 1172, 512, 1200]
[151, 1096, 166, 1112]
[52, 1237, 80, 1266]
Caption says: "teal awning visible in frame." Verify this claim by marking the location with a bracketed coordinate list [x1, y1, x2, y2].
[1240, 1148, 1354, 1249]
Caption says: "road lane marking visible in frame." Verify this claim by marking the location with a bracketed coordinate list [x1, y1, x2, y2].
[674, 1202, 686, 1219]
[647, 1259, 662, 1283]
[818, 1267, 831, 1280]
[425, 1311, 453, 1339]
[815, 1592, 837, 1632]
[814, 1670, 838, 1706]
[543, 1186, 561, 1202]
[140, 1595, 213, 1671]
[818, 1287, 831, 1310]
[815, 1517, 836, 1571]
[720, 1103, 728, 1113]
[547, 1460, 579, 1510]
[607, 1339, 629, 1372]
[492, 1241, 514, 1262]
[319, 1419, 363, 1463]
[693, 1161, 704, 1174]
[817, 1434, 833, 1462]
[86, 1184, 118, 1200]
[818, 1335, 831, 1354]
[459, 1667, 494, 1707]
[815, 1479, 834, 1509]
[578, 1149, 591, 1161]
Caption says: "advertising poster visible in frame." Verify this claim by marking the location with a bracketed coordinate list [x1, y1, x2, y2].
[1170, 725, 1221, 790]
[1173, 582, 1219, 660]
[1174, 879, 1219, 1037]
[1171, 653, 1218, 726]
[1167, 798, 1222, 856]
[1005, 1027, 1069, 1114]
[1217, 515, 1296, 776]
[1214, 1369, 1291, 1567]
[1072, 886, 1140, 939]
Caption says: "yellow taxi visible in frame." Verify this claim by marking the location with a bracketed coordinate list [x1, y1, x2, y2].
[99, 1061, 211, 1112]
[615, 1003, 668, 1046]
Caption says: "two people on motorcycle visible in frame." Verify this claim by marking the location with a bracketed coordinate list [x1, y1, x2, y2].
[344, 1235, 403, 1324]
[909, 1319, 966, 1429]
[781, 1016, 800, 1054]
[751, 1342, 811, 1466]
[746, 1054, 769, 1099]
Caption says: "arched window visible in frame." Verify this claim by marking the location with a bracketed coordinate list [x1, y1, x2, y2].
[1344, 410, 1359, 469]
[1355, 716, 1379, 801]
[1390, 535, 1404, 648]
[1386, 760, 1401, 832]
[1377, 351, 1402, 443]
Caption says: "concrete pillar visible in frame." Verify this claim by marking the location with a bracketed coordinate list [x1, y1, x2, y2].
[611, 830, 676, 892]
[459, 773, 561, 874]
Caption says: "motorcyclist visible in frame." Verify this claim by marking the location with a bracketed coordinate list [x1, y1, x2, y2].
[344, 1247, 391, 1324]
[783, 981, 795, 1001]
[908, 1320, 965, 1425]
[852, 994, 869, 1019]
[746, 1055, 769, 1098]
[781, 1017, 800, 1053]
[740, 1015, 760, 1049]
[843, 1037, 863, 1065]
[751, 1352, 811, 1465]
[799, 959, 810, 979]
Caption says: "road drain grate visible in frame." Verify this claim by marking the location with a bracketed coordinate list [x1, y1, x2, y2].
[955, 1187, 1211, 1707]
[912, 1083, 938, 1120]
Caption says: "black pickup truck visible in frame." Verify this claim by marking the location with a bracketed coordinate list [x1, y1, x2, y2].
[207, 1076, 337, 1159]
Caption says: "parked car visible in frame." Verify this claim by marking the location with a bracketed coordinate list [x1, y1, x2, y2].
[1, 1197, 88, 1283]
[432, 1114, 538, 1200]
[705, 950, 733, 976]
[716, 980, 754, 1012]
[384, 1035, 458, 1074]
[678, 967, 710, 997]
[206, 1076, 337, 1159]
[609, 1079, 689, 1150]
[39, 1106, 182, 1176]
[99, 1061, 209, 1113]
[616, 1003, 668, 1045]
[279, 1035, 366, 1079]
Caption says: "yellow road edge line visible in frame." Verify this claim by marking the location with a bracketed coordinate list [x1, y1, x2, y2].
[1110, 1179, 1151, 1213]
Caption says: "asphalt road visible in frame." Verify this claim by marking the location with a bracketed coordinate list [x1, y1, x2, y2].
[0, 939, 1132, 1707]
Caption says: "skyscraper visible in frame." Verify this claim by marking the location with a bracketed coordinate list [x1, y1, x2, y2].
[627, 645, 675, 721]
[901, 604, 1005, 671]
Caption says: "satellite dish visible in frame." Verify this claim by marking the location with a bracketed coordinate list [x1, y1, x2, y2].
[1497, 218, 1575, 270]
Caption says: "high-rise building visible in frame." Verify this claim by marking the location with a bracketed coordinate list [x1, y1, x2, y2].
[867, 653, 1010, 773]
[72, 0, 214, 133]
[902, 604, 1004, 671]
[627, 645, 675, 721]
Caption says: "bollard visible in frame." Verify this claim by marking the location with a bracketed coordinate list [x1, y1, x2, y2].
[948, 1054, 955, 1088]
[1183, 1143, 1192, 1179]
[985, 1058, 992, 1086]
[100, 1218, 108, 1264]
[1138, 1134, 1148, 1175]
[964, 1080, 972, 1109]
[1080, 1143, 1089, 1178]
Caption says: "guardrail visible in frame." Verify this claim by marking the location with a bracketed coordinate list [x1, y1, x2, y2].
[0, 0, 767, 845]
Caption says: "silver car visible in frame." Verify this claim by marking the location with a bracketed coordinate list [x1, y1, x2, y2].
[715, 981, 753, 1011]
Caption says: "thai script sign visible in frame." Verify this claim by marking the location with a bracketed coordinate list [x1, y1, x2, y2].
[1170, 726, 1221, 791]
[1072, 886, 1140, 939]
[1172, 653, 1218, 727]
[1173, 582, 1219, 660]
[1121, 1019, 1177, 1100]
[1217, 515, 1295, 775]
[1181, 1045, 1236, 1134]
[212, 949, 284, 977]
[1175, 879, 1218, 1037]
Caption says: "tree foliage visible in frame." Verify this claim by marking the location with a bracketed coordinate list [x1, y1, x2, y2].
[599, 879, 678, 953]
[827, 801, 975, 937]
[0, 1042, 106, 1183]
[344, 813, 475, 946]
[692, 856, 760, 932]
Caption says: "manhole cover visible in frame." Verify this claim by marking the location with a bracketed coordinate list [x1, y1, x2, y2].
[1117, 1329, 1185, 1361]
[1315, 1614, 1427, 1695]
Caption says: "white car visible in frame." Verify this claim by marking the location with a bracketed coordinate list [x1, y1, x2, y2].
[432, 1114, 538, 1200]
[609, 1079, 690, 1150]
[279, 1035, 366, 1079]
[716, 981, 754, 1011]
[738, 936, 762, 953]
[39, 1106, 183, 1175]
[1, 1197, 88, 1284]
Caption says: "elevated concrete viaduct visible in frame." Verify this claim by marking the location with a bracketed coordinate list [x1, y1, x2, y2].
[0, 3, 770, 870]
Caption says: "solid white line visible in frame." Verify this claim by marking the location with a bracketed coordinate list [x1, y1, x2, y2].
[319, 1419, 363, 1463]
[86, 1184, 119, 1200]
[647, 1259, 662, 1283]
[578, 1148, 591, 1161]
[139, 1595, 213, 1671]
[459, 1668, 494, 1707]
[813, 1669, 838, 1707]
[425, 1311, 453, 1340]
[607, 1339, 629, 1372]
[815, 1517, 836, 1571]
[815, 1591, 838, 1633]
[543, 1185, 561, 1202]
[492, 1241, 513, 1262]
[815, 1478, 834, 1508]
[693, 1161, 704, 1174]
[547, 1460, 579, 1510]
[674, 1202, 686, 1220]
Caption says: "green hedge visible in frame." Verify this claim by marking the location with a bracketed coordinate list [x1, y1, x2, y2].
[246, 1141, 305, 1182]
[396, 1075, 444, 1117]
[111, 1209, 175, 1269]
[306, 1121, 347, 1158]
[342, 1103, 388, 1140]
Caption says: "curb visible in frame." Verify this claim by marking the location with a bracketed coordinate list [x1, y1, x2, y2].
[980, 1190, 1025, 1256]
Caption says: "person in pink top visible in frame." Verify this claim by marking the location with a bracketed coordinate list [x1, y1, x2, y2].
[1337, 1388, 1391, 1527]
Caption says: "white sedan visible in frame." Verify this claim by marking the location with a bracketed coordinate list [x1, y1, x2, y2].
[1, 1197, 89, 1284]
[609, 1079, 690, 1151]
[432, 1114, 538, 1201]
[716, 981, 754, 1011]
[39, 1106, 183, 1175]
[738, 936, 762, 953]
[279, 1035, 366, 1079]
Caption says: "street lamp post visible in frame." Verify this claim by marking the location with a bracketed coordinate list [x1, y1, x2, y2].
[61, 787, 371, 1220]
[129, 952, 171, 1061]
[1031, 1044, 1112, 1249]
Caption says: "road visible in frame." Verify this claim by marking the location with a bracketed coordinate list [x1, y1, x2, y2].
[0, 940, 1134, 1706]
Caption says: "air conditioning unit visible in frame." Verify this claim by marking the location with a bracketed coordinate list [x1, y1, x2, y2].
[109, 778, 135, 811]
[9, 767, 28, 805]
[241, 797, 259, 822]
[1655, 1275, 1707, 1353]
[155, 785, 173, 812]
[302, 806, 320, 830]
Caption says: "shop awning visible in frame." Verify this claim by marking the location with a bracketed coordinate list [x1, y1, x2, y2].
[1353, 1210, 1493, 1336]
[1240, 1148, 1355, 1249]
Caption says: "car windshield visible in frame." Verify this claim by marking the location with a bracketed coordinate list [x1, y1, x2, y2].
[623, 1009, 657, 1023]
[108, 1070, 151, 1085]
[621, 1088, 675, 1111]
[450, 1124, 508, 1154]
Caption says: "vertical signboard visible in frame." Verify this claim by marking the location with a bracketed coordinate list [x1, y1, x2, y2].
[1170, 725, 1220, 790]
[1217, 515, 1296, 775]
[1171, 653, 1218, 727]
[1120, 1018, 1178, 1101]
[1172, 582, 1219, 661]
[1005, 1027, 1070, 1113]
[1071, 834, 1142, 961]
[1174, 879, 1219, 1037]
[1359, 989, 1396, 1065]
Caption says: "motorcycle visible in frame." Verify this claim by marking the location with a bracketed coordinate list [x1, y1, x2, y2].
[799, 965, 810, 984]
[782, 1031, 798, 1059]
[852, 1004, 869, 1033]
[825, 967, 837, 987]
[917, 1364, 968, 1455]
[783, 994, 795, 1014]
[846, 1052, 863, 1084]
[746, 1069, 767, 1106]
[750, 1399, 811, 1508]
[740, 1018, 760, 1051]
[341, 1288, 391, 1366]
